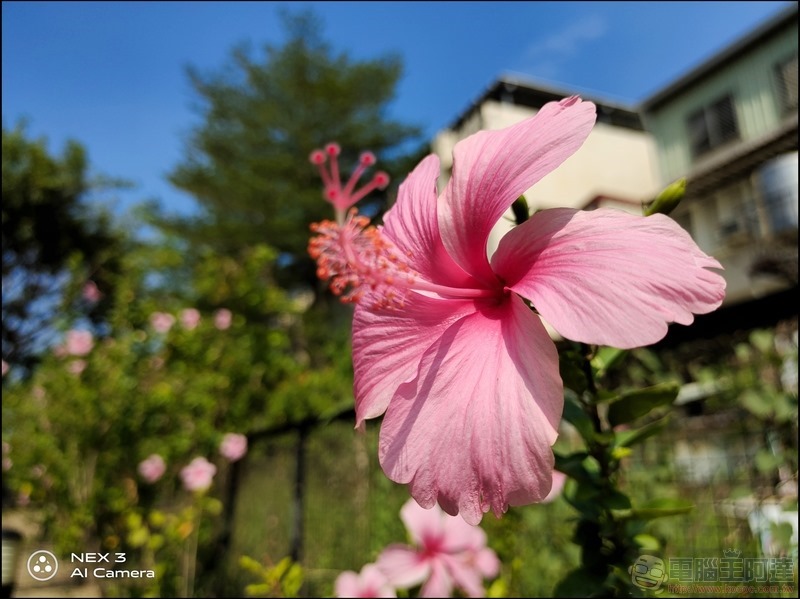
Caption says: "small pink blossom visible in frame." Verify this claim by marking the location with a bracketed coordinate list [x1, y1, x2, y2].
[82, 280, 102, 303]
[65, 330, 94, 356]
[150, 312, 176, 334]
[541, 470, 567, 503]
[2, 442, 11, 472]
[1, 360, 8, 377]
[180, 457, 217, 492]
[309, 97, 726, 524]
[335, 564, 396, 598]
[180, 308, 201, 330]
[214, 308, 233, 330]
[138, 454, 167, 483]
[219, 433, 248, 462]
[67, 359, 87, 375]
[376, 499, 500, 598]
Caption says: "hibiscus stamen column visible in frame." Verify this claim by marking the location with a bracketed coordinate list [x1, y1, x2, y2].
[309, 143, 390, 225]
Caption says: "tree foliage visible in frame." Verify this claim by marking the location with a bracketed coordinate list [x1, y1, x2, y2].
[154, 8, 422, 290]
[2, 123, 124, 370]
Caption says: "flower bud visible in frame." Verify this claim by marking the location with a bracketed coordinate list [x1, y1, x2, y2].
[644, 179, 686, 216]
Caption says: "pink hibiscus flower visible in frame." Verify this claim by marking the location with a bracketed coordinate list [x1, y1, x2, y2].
[180, 457, 217, 492]
[64, 329, 94, 356]
[309, 97, 726, 524]
[335, 564, 396, 598]
[375, 499, 500, 598]
[138, 454, 167, 484]
[150, 312, 176, 334]
[214, 308, 233, 330]
[82, 280, 102, 303]
[219, 433, 248, 462]
[180, 308, 201, 330]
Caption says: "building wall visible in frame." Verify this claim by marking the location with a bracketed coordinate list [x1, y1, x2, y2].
[645, 21, 798, 183]
[432, 99, 661, 211]
[642, 14, 798, 310]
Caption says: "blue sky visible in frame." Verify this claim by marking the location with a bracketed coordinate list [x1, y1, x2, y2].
[2, 1, 794, 218]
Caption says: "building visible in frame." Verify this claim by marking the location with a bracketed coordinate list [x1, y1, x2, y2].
[431, 4, 798, 338]
[640, 4, 798, 327]
[431, 76, 662, 253]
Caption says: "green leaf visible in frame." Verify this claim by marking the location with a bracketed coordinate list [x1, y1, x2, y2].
[754, 448, 782, 473]
[634, 533, 661, 551]
[591, 347, 627, 378]
[601, 489, 632, 510]
[555, 452, 599, 483]
[607, 383, 679, 427]
[561, 393, 596, 442]
[629, 498, 694, 520]
[739, 389, 775, 418]
[749, 329, 774, 354]
[560, 353, 588, 394]
[614, 416, 670, 448]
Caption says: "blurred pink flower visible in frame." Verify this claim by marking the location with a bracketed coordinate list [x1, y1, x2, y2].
[311, 97, 726, 524]
[67, 359, 87, 375]
[138, 454, 166, 483]
[214, 308, 233, 330]
[541, 470, 567, 503]
[376, 499, 500, 598]
[82, 280, 102, 303]
[2, 441, 11, 472]
[1, 360, 8, 377]
[180, 308, 201, 330]
[335, 564, 396, 598]
[65, 330, 94, 356]
[180, 457, 217, 492]
[219, 433, 248, 462]
[150, 312, 176, 334]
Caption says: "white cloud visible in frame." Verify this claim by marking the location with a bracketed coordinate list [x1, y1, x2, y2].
[515, 14, 608, 80]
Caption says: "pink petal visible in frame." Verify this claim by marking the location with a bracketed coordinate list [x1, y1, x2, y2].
[440, 97, 596, 284]
[352, 294, 477, 426]
[336, 565, 397, 598]
[381, 154, 478, 289]
[335, 571, 363, 597]
[376, 545, 431, 589]
[419, 560, 453, 598]
[542, 469, 567, 503]
[399, 499, 447, 548]
[379, 295, 563, 525]
[492, 208, 726, 349]
[473, 547, 501, 579]
[360, 564, 397, 598]
[439, 508, 484, 553]
[439, 553, 485, 598]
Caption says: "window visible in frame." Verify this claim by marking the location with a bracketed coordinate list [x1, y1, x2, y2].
[774, 53, 798, 115]
[686, 94, 739, 158]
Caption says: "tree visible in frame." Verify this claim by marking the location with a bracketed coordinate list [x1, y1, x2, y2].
[1, 123, 124, 371]
[153, 8, 422, 291]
